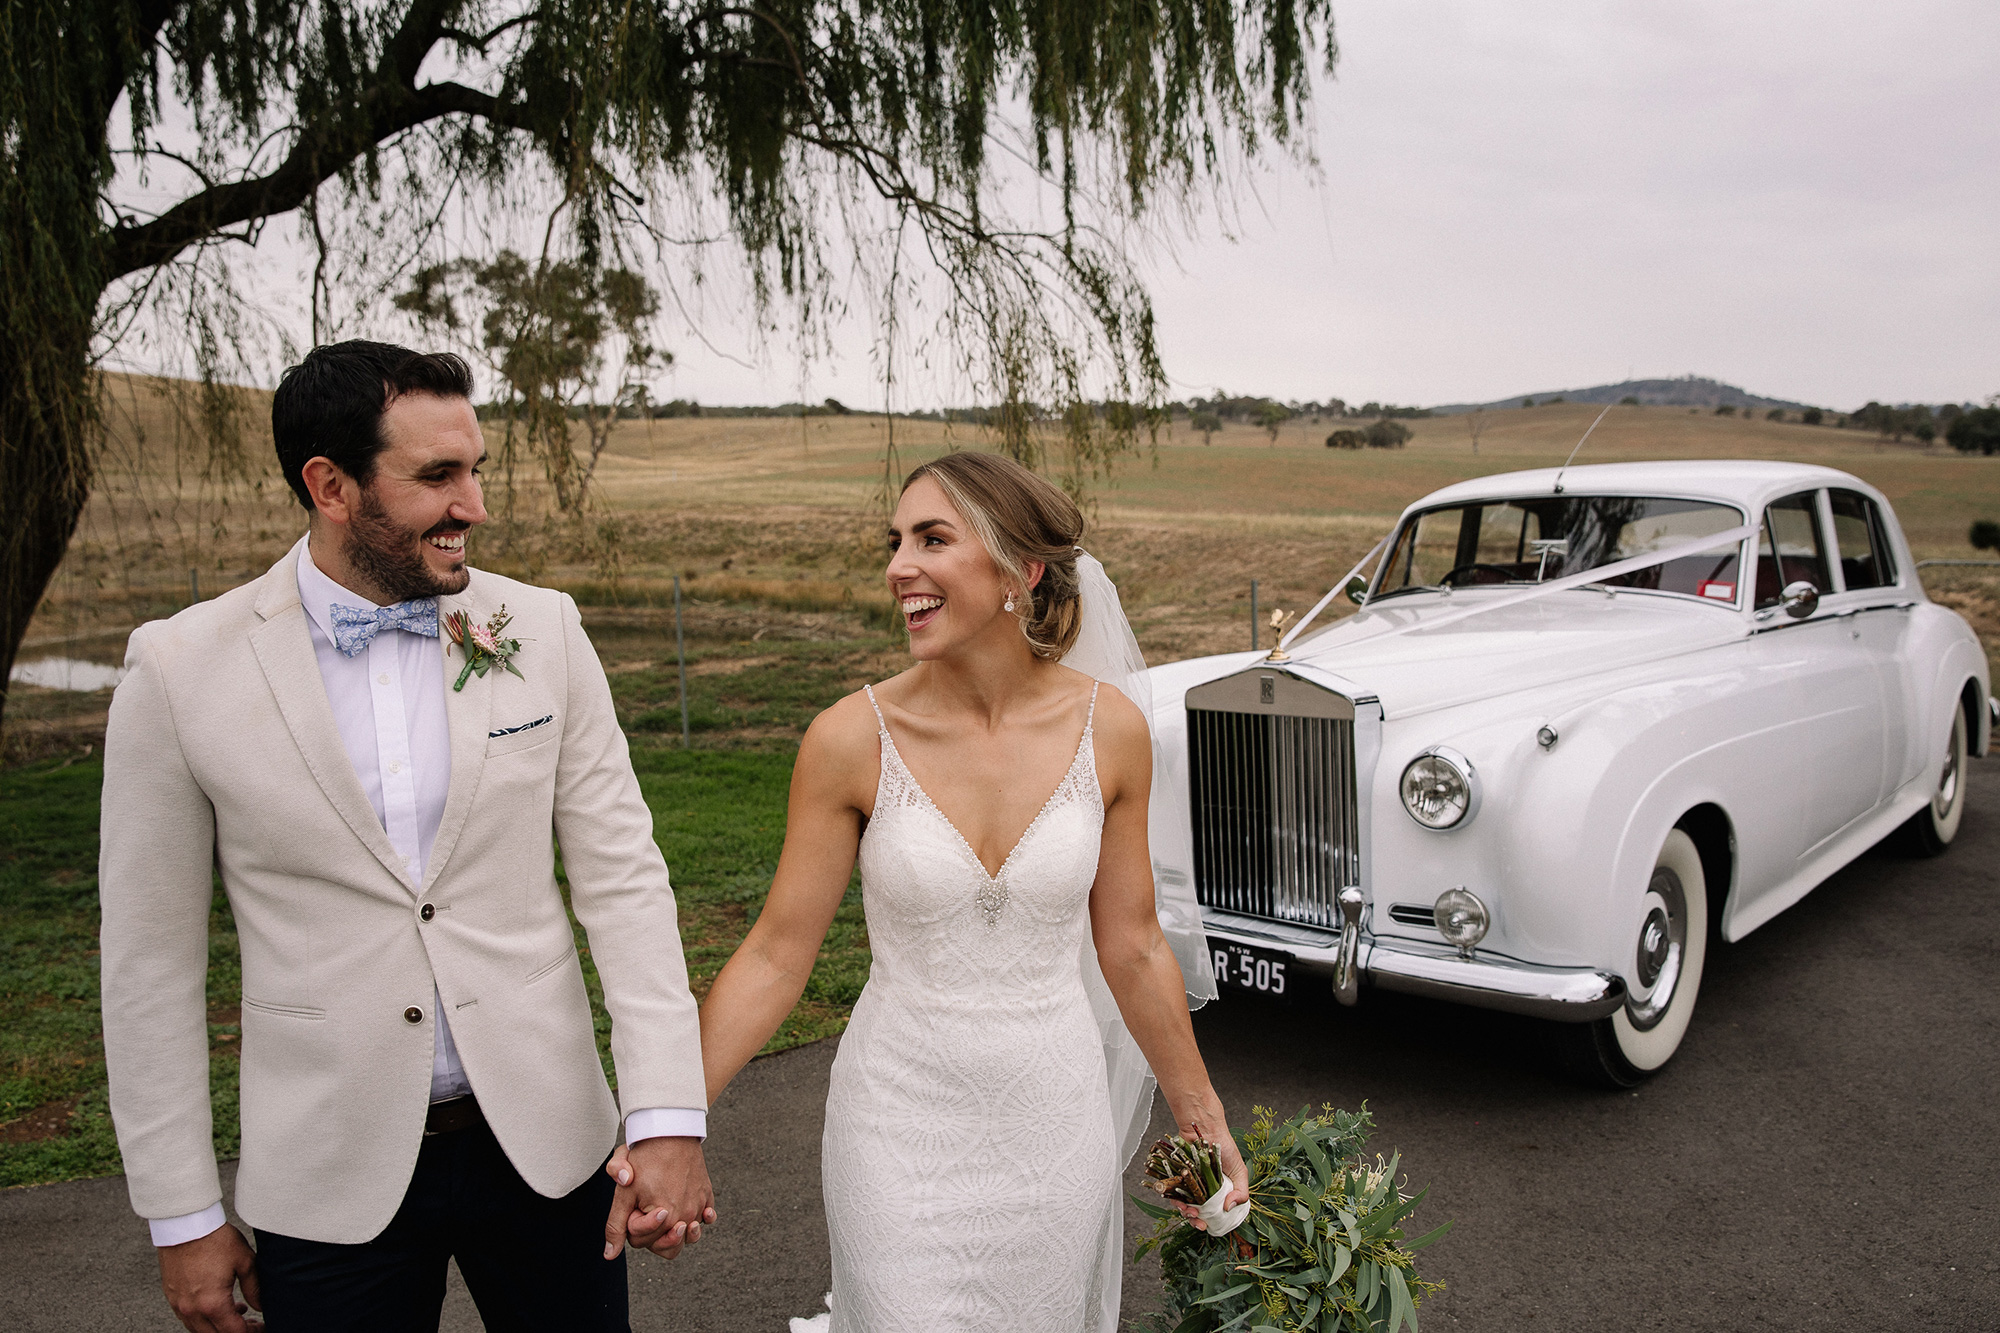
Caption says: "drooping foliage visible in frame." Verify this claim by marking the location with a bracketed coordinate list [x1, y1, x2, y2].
[0, 0, 1337, 722]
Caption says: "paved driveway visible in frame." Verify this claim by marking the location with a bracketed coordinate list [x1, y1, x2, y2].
[6, 767, 1996, 1330]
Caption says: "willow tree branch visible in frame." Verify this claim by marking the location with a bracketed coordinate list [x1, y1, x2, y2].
[105, 81, 534, 280]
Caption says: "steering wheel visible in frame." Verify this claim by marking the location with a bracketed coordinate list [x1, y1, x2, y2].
[1441, 563, 1516, 587]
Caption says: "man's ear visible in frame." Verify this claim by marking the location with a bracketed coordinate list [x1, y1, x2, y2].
[301, 457, 358, 525]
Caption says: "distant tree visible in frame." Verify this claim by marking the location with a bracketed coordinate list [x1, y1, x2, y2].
[1522, 398, 1536, 408]
[1801, 407, 1825, 426]
[1940, 404, 1965, 427]
[1358, 401, 1382, 417]
[1714, 405, 1737, 416]
[1254, 400, 1292, 444]
[1971, 520, 2000, 552]
[1191, 411, 1223, 445]
[1325, 397, 1348, 417]
[1547, 395, 1565, 404]
[1325, 429, 1365, 449]
[1466, 407, 1489, 455]
[1947, 407, 2000, 456]
[1619, 395, 1640, 405]
[1363, 420, 1411, 449]
[397, 253, 664, 514]
[1765, 408, 1785, 421]
[1915, 420, 1936, 443]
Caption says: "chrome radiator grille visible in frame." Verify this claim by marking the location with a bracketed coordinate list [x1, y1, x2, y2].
[1188, 705, 1360, 930]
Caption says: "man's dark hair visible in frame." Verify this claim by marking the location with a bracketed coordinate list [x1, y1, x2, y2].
[272, 341, 475, 509]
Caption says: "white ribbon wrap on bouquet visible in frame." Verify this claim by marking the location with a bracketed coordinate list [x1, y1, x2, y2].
[1197, 1179, 1253, 1237]
[1060, 550, 1216, 1333]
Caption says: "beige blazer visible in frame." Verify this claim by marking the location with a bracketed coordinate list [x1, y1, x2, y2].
[99, 540, 704, 1244]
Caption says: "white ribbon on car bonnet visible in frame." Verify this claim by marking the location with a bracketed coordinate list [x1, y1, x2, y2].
[1281, 521, 1761, 653]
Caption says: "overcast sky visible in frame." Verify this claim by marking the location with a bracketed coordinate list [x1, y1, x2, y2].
[113, 1, 1999, 411]
[664, 0, 2000, 411]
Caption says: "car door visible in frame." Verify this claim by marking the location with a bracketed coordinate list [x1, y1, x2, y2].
[1822, 488, 1918, 795]
[1746, 489, 1885, 857]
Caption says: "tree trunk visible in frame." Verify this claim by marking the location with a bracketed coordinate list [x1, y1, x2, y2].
[0, 316, 96, 739]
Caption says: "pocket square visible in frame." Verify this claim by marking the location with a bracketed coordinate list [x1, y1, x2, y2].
[488, 714, 554, 739]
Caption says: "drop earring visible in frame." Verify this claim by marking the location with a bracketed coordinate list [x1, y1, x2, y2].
[1004, 591, 1016, 613]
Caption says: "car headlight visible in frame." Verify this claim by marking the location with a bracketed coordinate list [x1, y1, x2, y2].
[1400, 746, 1479, 829]
[1433, 887, 1489, 954]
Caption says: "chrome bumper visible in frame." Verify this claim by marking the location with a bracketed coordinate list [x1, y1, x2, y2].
[1203, 910, 1627, 1023]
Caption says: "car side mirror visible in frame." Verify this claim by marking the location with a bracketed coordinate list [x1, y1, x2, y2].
[1780, 581, 1820, 619]
[1344, 576, 1370, 606]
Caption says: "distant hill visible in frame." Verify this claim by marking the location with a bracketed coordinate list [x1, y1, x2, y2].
[1430, 376, 1812, 416]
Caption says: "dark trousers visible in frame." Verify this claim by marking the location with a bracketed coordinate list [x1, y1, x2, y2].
[254, 1115, 628, 1332]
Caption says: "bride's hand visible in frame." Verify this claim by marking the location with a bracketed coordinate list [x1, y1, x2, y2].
[1173, 1130, 1250, 1229]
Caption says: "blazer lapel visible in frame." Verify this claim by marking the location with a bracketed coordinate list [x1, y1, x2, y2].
[249, 543, 416, 892]
[422, 586, 496, 894]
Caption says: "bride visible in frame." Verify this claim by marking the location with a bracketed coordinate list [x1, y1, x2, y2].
[616, 451, 1245, 1331]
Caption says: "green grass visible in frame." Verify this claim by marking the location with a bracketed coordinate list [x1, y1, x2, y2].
[611, 637, 898, 743]
[0, 744, 857, 1189]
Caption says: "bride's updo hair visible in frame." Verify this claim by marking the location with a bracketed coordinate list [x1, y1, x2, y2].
[901, 451, 1085, 660]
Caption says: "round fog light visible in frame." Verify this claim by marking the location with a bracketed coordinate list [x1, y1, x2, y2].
[1433, 887, 1489, 954]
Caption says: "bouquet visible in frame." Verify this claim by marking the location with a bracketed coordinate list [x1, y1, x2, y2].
[1134, 1105, 1448, 1333]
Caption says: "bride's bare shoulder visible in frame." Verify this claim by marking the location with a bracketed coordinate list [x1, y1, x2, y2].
[794, 688, 888, 807]
[1083, 678, 1149, 751]
[803, 687, 887, 756]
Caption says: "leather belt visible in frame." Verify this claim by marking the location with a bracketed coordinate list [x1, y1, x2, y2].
[424, 1095, 483, 1136]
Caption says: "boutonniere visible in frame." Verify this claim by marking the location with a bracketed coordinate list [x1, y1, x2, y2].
[444, 606, 526, 691]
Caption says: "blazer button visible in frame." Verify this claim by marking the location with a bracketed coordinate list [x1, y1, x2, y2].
[404, 1006, 424, 1025]
[419, 903, 435, 922]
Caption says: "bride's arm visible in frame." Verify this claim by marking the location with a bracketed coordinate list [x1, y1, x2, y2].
[697, 697, 872, 1105]
[1087, 689, 1250, 1214]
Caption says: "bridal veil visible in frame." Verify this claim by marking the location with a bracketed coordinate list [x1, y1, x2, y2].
[1060, 550, 1217, 1332]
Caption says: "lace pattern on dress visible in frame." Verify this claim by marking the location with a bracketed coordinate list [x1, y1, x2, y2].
[828, 680, 1118, 1332]
[862, 683, 1100, 926]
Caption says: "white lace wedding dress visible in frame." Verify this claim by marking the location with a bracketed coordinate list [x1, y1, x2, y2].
[817, 683, 1119, 1332]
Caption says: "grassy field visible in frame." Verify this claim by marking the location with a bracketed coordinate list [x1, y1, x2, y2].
[8, 380, 2000, 1183]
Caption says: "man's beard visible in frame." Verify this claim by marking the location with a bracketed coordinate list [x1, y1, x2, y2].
[345, 487, 470, 602]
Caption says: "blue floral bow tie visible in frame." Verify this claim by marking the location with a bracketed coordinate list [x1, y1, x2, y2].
[328, 599, 440, 657]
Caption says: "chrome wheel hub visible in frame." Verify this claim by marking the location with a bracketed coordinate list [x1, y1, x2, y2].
[1627, 867, 1687, 1031]
[1935, 722, 1961, 817]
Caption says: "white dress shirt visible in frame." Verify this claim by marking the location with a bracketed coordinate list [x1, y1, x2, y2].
[149, 545, 703, 1246]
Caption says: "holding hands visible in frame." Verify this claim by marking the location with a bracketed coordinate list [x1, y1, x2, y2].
[157, 1223, 262, 1333]
[603, 1136, 716, 1261]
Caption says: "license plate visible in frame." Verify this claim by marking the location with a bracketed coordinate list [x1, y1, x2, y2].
[1213, 942, 1292, 998]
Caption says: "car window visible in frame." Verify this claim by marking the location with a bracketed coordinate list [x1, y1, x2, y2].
[1755, 491, 1831, 609]
[1828, 489, 1896, 590]
[1375, 496, 1744, 601]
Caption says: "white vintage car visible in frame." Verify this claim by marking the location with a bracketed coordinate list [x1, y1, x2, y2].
[1146, 460, 1989, 1085]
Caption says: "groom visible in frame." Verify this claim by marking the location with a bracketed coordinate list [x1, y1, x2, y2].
[101, 341, 710, 1332]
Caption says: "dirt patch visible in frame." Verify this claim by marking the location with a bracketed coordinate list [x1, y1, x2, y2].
[0, 1098, 79, 1144]
[690, 654, 786, 677]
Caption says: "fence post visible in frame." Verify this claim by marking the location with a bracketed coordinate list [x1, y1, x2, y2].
[673, 574, 691, 749]
[189, 568, 200, 605]
[1250, 579, 1259, 651]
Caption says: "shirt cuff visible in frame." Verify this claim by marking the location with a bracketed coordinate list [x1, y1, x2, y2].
[623, 1106, 707, 1143]
[149, 1202, 228, 1248]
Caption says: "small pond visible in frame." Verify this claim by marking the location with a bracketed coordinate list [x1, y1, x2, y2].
[9, 657, 128, 692]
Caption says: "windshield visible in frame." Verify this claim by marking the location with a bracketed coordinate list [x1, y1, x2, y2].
[1373, 496, 1747, 602]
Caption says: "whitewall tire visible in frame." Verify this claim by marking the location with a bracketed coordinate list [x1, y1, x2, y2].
[1897, 702, 1968, 857]
[1560, 828, 1708, 1088]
